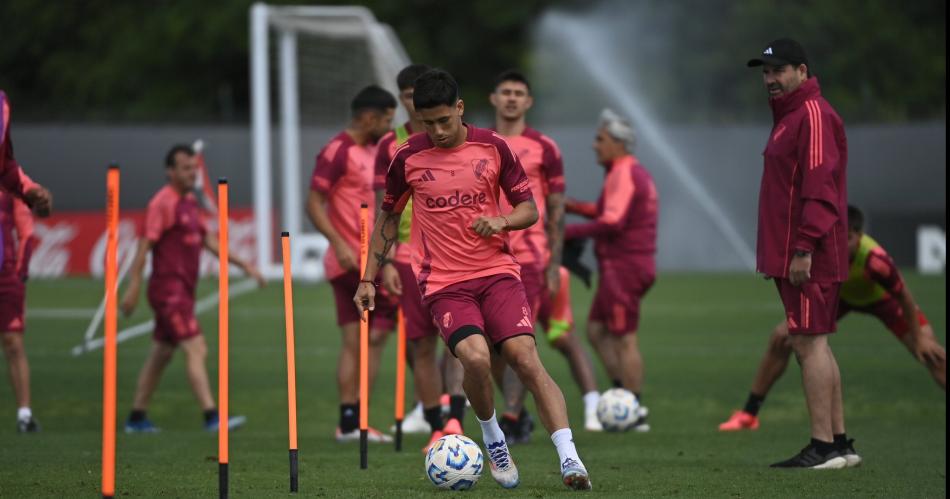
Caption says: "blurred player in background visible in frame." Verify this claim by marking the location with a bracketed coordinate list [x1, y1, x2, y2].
[356, 69, 591, 490]
[308, 85, 398, 443]
[488, 70, 602, 443]
[747, 39, 853, 469]
[120, 144, 264, 433]
[0, 187, 39, 432]
[375, 64, 469, 450]
[1, 89, 52, 433]
[564, 108, 657, 432]
[720, 205, 946, 431]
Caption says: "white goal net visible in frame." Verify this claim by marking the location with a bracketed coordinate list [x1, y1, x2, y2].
[250, 3, 410, 280]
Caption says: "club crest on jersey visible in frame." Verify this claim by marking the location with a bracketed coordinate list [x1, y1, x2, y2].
[472, 159, 490, 179]
[442, 312, 453, 330]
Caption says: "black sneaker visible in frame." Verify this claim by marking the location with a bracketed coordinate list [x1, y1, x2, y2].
[837, 438, 862, 468]
[17, 417, 40, 433]
[514, 410, 534, 444]
[499, 414, 521, 445]
[770, 443, 847, 469]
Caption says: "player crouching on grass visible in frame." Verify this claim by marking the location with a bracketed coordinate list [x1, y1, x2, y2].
[356, 69, 591, 491]
[720, 205, 946, 440]
[120, 144, 265, 433]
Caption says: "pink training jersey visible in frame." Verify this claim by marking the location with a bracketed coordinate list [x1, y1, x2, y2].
[311, 131, 378, 280]
[143, 185, 207, 298]
[381, 125, 533, 297]
[565, 154, 658, 262]
[497, 128, 565, 266]
[0, 188, 35, 287]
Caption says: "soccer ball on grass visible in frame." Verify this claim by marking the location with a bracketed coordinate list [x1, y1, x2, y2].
[596, 388, 640, 431]
[424, 434, 484, 490]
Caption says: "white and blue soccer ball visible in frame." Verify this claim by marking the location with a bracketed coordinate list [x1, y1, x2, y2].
[596, 388, 640, 431]
[424, 434, 483, 490]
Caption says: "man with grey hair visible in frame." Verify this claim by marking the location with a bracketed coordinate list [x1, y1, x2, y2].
[564, 108, 658, 431]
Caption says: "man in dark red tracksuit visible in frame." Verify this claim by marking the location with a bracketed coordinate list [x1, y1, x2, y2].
[748, 39, 854, 469]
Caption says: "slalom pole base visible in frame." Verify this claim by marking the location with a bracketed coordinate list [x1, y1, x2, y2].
[360, 429, 368, 469]
[395, 420, 403, 452]
[289, 448, 299, 492]
[219, 462, 229, 499]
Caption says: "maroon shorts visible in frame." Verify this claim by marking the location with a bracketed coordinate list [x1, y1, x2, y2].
[330, 271, 396, 330]
[774, 279, 841, 335]
[838, 297, 930, 338]
[424, 273, 535, 355]
[0, 284, 25, 333]
[394, 261, 438, 341]
[589, 258, 655, 335]
[520, 263, 545, 322]
[149, 295, 200, 345]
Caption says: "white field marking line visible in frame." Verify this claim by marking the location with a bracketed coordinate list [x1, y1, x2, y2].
[70, 278, 257, 356]
[81, 249, 137, 345]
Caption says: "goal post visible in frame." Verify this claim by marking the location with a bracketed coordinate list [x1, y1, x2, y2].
[250, 3, 410, 280]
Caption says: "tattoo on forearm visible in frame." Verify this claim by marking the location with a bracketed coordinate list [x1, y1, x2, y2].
[374, 212, 400, 270]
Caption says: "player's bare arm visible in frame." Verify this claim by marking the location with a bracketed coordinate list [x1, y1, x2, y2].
[202, 233, 266, 287]
[119, 239, 153, 316]
[354, 209, 402, 315]
[545, 192, 565, 296]
[306, 189, 358, 271]
[896, 285, 944, 366]
[471, 199, 538, 237]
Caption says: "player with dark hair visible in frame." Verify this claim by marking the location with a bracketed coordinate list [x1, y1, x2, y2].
[120, 144, 264, 433]
[355, 69, 591, 490]
[564, 108, 658, 432]
[487, 69, 602, 442]
[720, 204, 946, 433]
[375, 65, 469, 450]
[308, 85, 399, 443]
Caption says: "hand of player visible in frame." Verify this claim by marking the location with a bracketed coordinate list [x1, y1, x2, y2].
[788, 253, 812, 286]
[912, 337, 946, 368]
[381, 263, 402, 297]
[120, 283, 139, 317]
[546, 265, 560, 299]
[24, 186, 53, 217]
[353, 281, 376, 319]
[470, 216, 507, 238]
[333, 242, 359, 272]
[245, 264, 267, 288]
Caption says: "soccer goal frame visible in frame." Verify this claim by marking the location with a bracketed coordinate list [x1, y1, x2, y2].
[249, 3, 410, 279]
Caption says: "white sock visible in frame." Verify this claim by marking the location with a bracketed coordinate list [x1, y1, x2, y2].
[551, 428, 583, 468]
[583, 391, 600, 414]
[17, 407, 31, 422]
[477, 411, 506, 445]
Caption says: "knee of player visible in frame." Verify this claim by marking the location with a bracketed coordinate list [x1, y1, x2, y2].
[369, 329, 389, 346]
[768, 325, 792, 352]
[1, 334, 23, 356]
[458, 348, 492, 377]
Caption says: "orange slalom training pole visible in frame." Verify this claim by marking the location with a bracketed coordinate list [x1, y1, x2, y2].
[217, 178, 230, 499]
[358, 203, 370, 469]
[280, 232, 299, 492]
[101, 163, 120, 499]
[394, 308, 406, 452]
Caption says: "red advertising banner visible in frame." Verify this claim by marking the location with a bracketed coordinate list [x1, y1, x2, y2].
[30, 208, 257, 277]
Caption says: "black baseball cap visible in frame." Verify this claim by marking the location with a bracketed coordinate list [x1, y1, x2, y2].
[747, 38, 809, 68]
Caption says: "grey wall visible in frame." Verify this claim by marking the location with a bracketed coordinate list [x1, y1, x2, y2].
[14, 122, 945, 269]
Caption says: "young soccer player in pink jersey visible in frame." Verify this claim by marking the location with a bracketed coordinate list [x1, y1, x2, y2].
[719, 205, 945, 437]
[565, 108, 658, 433]
[120, 145, 265, 433]
[307, 85, 399, 443]
[356, 69, 591, 491]
[374, 65, 468, 450]
[488, 70, 602, 440]
[0, 187, 39, 432]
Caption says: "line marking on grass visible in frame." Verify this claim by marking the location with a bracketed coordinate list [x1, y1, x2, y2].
[70, 279, 257, 356]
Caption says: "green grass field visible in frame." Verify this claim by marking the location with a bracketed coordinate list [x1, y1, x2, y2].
[0, 272, 945, 498]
